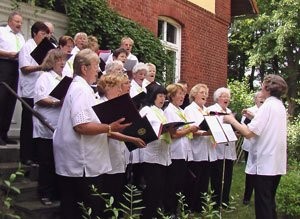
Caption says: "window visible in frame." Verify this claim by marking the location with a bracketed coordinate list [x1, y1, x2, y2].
[157, 17, 181, 84]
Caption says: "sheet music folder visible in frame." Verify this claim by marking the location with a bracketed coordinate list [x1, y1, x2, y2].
[49, 76, 73, 100]
[202, 115, 237, 144]
[161, 121, 194, 134]
[92, 93, 141, 124]
[30, 37, 56, 65]
[122, 116, 158, 151]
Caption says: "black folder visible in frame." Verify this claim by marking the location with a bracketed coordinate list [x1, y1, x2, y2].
[122, 116, 158, 151]
[131, 92, 146, 109]
[161, 121, 194, 134]
[92, 93, 141, 124]
[49, 76, 73, 100]
[199, 119, 209, 131]
[30, 37, 56, 65]
[209, 111, 229, 116]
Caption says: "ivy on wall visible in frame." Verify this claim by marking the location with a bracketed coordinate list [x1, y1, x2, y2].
[15, 0, 173, 84]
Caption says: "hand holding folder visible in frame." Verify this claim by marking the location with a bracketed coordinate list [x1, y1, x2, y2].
[122, 116, 158, 151]
[161, 121, 194, 134]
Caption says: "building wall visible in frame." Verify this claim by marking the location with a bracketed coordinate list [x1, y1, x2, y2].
[107, 0, 231, 99]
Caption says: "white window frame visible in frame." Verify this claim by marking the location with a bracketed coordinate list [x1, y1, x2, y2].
[158, 16, 182, 83]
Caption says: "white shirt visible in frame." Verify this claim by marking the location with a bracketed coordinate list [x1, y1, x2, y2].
[53, 76, 111, 177]
[246, 96, 287, 175]
[241, 105, 258, 152]
[164, 103, 193, 161]
[18, 38, 42, 98]
[129, 79, 145, 97]
[207, 103, 237, 160]
[139, 106, 172, 166]
[33, 70, 62, 139]
[98, 96, 128, 174]
[0, 25, 25, 54]
[62, 54, 74, 77]
[184, 102, 217, 162]
[106, 52, 138, 65]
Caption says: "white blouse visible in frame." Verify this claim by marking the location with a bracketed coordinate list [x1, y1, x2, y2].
[139, 106, 172, 166]
[164, 103, 193, 161]
[53, 76, 111, 177]
[207, 103, 237, 160]
[33, 70, 62, 139]
[184, 102, 217, 162]
[246, 97, 287, 175]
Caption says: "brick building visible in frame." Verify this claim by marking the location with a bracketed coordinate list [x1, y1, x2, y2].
[107, 0, 258, 99]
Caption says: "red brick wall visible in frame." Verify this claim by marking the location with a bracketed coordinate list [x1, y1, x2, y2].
[107, 0, 231, 102]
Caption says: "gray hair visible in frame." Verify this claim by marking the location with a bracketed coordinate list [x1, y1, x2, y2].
[213, 87, 230, 102]
[132, 62, 149, 74]
[105, 60, 124, 74]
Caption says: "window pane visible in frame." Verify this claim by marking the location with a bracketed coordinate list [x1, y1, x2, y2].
[158, 20, 164, 40]
[167, 23, 176, 43]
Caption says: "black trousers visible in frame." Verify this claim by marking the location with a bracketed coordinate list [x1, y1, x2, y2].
[243, 151, 254, 201]
[164, 159, 188, 215]
[0, 59, 18, 139]
[102, 172, 125, 218]
[210, 159, 234, 207]
[186, 161, 211, 212]
[141, 163, 168, 219]
[35, 138, 58, 200]
[254, 175, 281, 219]
[57, 174, 106, 219]
[20, 97, 37, 162]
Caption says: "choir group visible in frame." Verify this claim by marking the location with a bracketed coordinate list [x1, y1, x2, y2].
[0, 11, 288, 219]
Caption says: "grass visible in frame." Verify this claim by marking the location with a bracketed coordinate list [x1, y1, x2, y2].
[221, 162, 255, 219]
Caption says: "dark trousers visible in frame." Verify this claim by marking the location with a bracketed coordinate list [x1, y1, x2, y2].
[0, 59, 18, 139]
[57, 174, 106, 219]
[164, 159, 188, 215]
[254, 175, 281, 219]
[186, 161, 211, 212]
[102, 172, 125, 218]
[243, 151, 254, 201]
[35, 138, 58, 200]
[141, 163, 168, 219]
[211, 159, 234, 207]
[20, 98, 37, 163]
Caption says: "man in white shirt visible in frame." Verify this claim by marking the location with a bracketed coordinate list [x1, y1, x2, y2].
[224, 74, 288, 219]
[0, 12, 25, 145]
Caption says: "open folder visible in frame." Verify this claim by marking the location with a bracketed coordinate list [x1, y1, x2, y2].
[124, 59, 138, 71]
[30, 37, 56, 65]
[161, 121, 194, 134]
[92, 93, 141, 124]
[122, 116, 158, 151]
[200, 116, 237, 144]
[49, 76, 73, 100]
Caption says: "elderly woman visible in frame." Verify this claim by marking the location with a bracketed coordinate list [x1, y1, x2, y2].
[207, 87, 237, 208]
[33, 49, 66, 205]
[184, 83, 217, 212]
[139, 84, 172, 219]
[97, 73, 145, 217]
[104, 60, 124, 75]
[224, 74, 287, 219]
[129, 62, 148, 97]
[163, 83, 198, 216]
[53, 49, 130, 219]
[142, 62, 157, 89]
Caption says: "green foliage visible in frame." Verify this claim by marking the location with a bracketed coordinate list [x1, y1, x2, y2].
[200, 191, 220, 218]
[0, 164, 24, 219]
[276, 161, 300, 217]
[227, 77, 255, 121]
[287, 114, 300, 162]
[64, 0, 172, 84]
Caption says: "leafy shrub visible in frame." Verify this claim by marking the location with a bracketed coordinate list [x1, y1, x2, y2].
[287, 114, 300, 162]
[276, 161, 300, 217]
[227, 77, 255, 121]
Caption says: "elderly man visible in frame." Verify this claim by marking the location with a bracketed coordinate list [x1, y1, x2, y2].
[0, 11, 25, 145]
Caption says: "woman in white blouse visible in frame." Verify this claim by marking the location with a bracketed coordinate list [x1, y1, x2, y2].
[207, 87, 237, 208]
[184, 83, 217, 213]
[139, 84, 172, 219]
[97, 73, 145, 217]
[163, 83, 198, 216]
[33, 49, 66, 205]
[53, 49, 131, 219]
